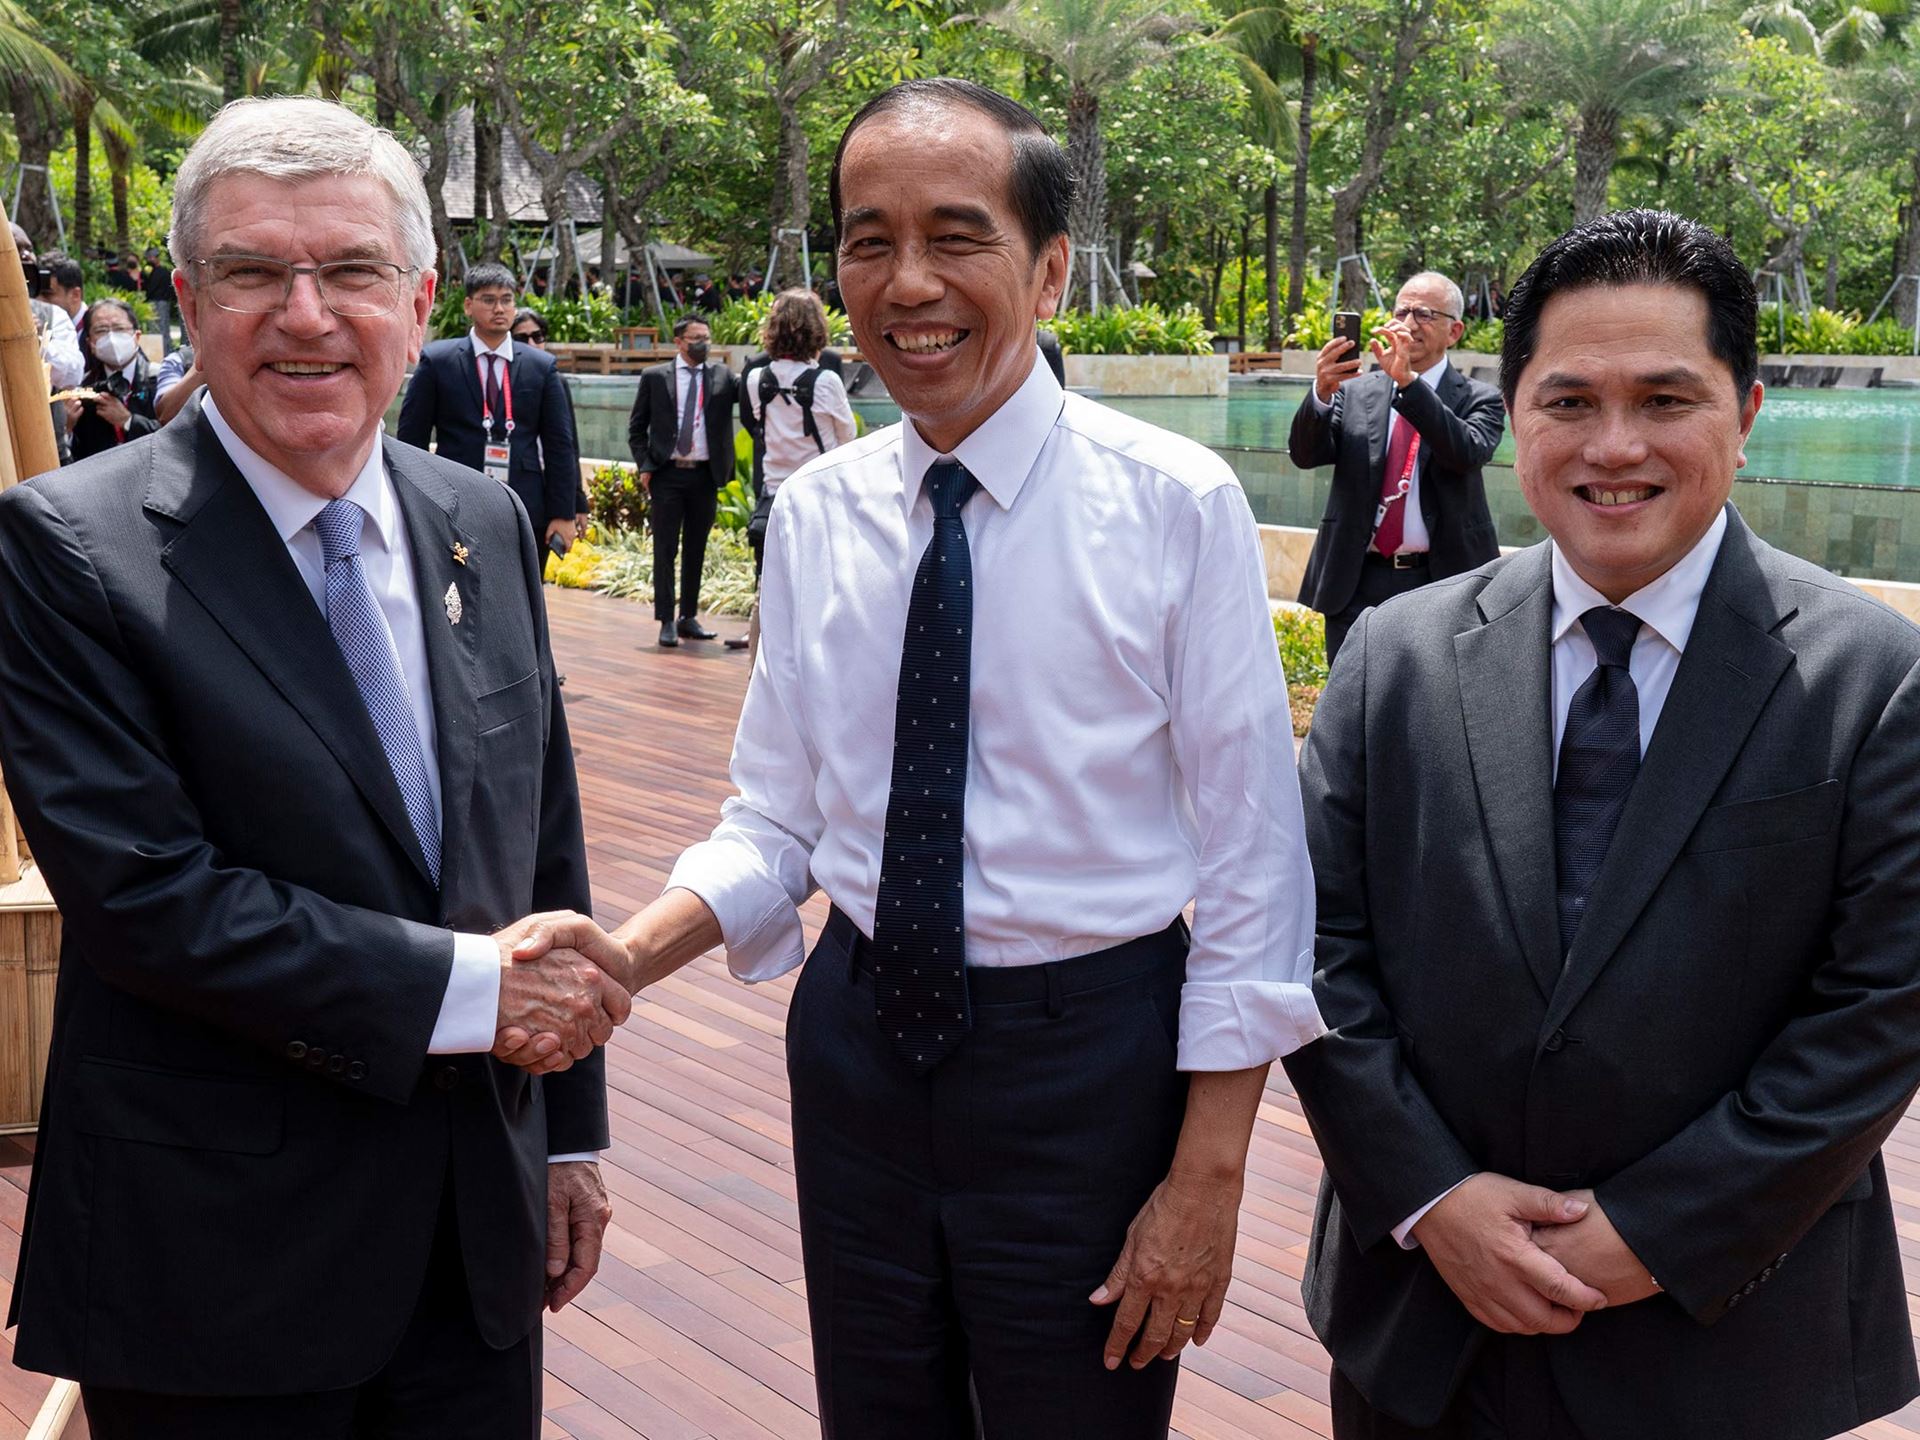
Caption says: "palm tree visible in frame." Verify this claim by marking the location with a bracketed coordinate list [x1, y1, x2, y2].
[969, 0, 1188, 306]
[1854, 55, 1920, 326]
[0, 0, 84, 248]
[134, 0, 288, 104]
[1742, 0, 1913, 64]
[1498, 0, 1725, 224]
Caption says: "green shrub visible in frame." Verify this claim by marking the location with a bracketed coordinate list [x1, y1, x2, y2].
[428, 284, 623, 342]
[1274, 606, 1328, 689]
[1756, 304, 1915, 356]
[1285, 306, 1391, 354]
[708, 292, 854, 347]
[1048, 304, 1213, 356]
[559, 526, 758, 615]
[1458, 317, 1504, 353]
[584, 463, 649, 533]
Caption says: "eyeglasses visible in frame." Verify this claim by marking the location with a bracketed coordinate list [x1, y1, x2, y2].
[192, 254, 419, 318]
[512, 329, 546, 345]
[1391, 305, 1460, 326]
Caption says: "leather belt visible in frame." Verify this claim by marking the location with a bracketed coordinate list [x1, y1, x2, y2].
[1365, 551, 1429, 570]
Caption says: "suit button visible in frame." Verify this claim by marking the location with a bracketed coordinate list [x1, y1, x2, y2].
[347, 1061, 367, 1082]
[1726, 1293, 1740, 1309]
[435, 1065, 461, 1092]
[306, 1047, 328, 1068]
[327, 1055, 345, 1075]
[1760, 1267, 1773, 1282]
[285, 1041, 308, 1061]
[1742, 1281, 1758, 1295]
[1543, 1029, 1566, 1053]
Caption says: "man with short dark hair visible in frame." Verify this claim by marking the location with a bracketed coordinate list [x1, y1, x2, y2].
[42, 252, 86, 334]
[626, 313, 734, 647]
[1288, 208, 1920, 1439]
[509, 76, 1323, 1436]
[397, 260, 580, 556]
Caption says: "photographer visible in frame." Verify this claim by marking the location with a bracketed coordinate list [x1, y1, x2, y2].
[64, 299, 158, 462]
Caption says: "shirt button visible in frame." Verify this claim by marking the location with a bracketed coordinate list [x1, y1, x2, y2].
[347, 1061, 367, 1082]
[285, 1041, 308, 1061]
[434, 1065, 461, 1092]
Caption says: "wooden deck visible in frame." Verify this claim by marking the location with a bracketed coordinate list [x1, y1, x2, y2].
[0, 584, 1917, 1438]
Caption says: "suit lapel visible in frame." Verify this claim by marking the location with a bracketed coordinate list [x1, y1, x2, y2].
[1454, 543, 1561, 998]
[1363, 371, 1392, 481]
[1544, 510, 1797, 1031]
[385, 440, 482, 898]
[458, 336, 485, 419]
[152, 412, 436, 885]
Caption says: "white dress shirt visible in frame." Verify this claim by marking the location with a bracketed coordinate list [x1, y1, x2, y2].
[668, 353, 1325, 1070]
[40, 301, 83, 392]
[744, 359, 856, 486]
[672, 360, 710, 462]
[1392, 508, 1730, 1246]
[1307, 355, 1451, 554]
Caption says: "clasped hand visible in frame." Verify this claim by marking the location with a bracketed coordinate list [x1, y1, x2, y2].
[1411, 1175, 1658, 1337]
[491, 911, 634, 1073]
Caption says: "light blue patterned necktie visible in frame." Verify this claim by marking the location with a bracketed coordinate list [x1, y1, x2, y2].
[313, 498, 442, 885]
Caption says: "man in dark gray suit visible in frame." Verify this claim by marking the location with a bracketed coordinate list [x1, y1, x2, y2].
[1287, 209, 1920, 1439]
[0, 97, 630, 1438]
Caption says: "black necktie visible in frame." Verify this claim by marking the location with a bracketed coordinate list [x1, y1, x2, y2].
[675, 365, 700, 456]
[484, 354, 504, 438]
[1553, 606, 1642, 957]
[870, 461, 979, 1073]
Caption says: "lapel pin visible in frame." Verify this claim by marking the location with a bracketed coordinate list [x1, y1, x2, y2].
[445, 582, 463, 625]
[451, 540, 469, 566]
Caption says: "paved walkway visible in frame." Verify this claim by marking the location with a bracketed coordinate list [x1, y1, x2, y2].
[0, 586, 1915, 1438]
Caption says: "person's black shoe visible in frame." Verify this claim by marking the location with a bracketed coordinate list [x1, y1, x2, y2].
[677, 618, 718, 641]
[658, 621, 679, 647]
[724, 635, 750, 651]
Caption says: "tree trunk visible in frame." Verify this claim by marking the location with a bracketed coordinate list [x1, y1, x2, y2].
[1572, 108, 1617, 225]
[219, 0, 246, 102]
[1117, 215, 1142, 304]
[1202, 226, 1225, 329]
[1329, 3, 1431, 311]
[103, 129, 132, 254]
[479, 107, 507, 263]
[1236, 212, 1251, 342]
[1331, 186, 1365, 312]
[473, 104, 495, 228]
[419, 124, 456, 279]
[769, 98, 812, 290]
[1263, 180, 1280, 349]
[1286, 35, 1317, 323]
[1898, 150, 1920, 331]
[72, 95, 95, 254]
[1822, 246, 1838, 310]
[1066, 84, 1107, 305]
[7, 78, 60, 251]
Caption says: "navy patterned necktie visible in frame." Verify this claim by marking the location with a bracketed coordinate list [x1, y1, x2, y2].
[1553, 606, 1642, 956]
[869, 460, 979, 1073]
[313, 499, 442, 885]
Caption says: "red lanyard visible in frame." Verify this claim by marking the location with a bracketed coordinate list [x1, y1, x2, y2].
[478, 351, 515, 437]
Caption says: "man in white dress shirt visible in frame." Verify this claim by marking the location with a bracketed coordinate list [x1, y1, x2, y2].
[1287, 209, 1920, 1439]
[505, 77, 1323, 1436]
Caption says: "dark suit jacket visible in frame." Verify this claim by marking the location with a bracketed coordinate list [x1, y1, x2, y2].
[628, 359, 734, 488]
[397, 336, 580, 534]
[70, 351, 160, 463]
[1289, 365, 1505, 617]
[1286, 508, 1920, 1440]
[0, 400, 607, 1394]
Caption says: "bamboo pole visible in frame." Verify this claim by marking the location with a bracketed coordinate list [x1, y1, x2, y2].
[0, 243, 59, 485]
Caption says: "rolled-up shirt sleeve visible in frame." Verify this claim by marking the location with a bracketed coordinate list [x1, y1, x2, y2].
[1166, 480, 1326, 1070]
[666, 496, 823, 980]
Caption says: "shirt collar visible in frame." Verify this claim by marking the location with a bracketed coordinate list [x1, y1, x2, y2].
[202, 392, 398, 553]
[469, 328, 513, 364]
[1416, 355, 1449, 390]
[897, 347, 1064, 515]
[1551, 506, 1728, 653]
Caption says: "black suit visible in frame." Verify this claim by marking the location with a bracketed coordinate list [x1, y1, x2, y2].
[1286, 509, 1920, 1439]
[628, 359, 735, 622]
[70, 351, 160, 463]
[0, 403, 605, 1421]
[1290, 366, 1504, 662]
[397, 336, 580, 537]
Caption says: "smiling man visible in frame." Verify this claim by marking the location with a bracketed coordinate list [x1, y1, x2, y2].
[1286, 209, 1920, 1439]
[500, 77, 1324, 1436]
[0, 97, 628, 1438]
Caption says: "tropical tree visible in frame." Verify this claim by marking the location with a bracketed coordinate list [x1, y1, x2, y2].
[0, 0, 85, 249]
[1213, 2, 1299, 345]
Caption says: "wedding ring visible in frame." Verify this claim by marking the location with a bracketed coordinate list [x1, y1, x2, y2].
[1174, 1317, 1198, 1328]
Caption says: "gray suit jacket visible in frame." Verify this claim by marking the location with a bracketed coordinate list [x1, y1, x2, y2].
[1286, 507, 1920, 1439]
[0, 400, 605, 1393]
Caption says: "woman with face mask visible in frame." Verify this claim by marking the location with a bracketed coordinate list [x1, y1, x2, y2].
[65, 298, 160, 463]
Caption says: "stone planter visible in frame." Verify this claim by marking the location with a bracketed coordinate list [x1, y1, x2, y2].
[1064, 353, 1229, 397]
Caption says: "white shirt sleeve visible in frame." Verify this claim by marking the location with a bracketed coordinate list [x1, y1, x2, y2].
[1393, 1176, 1475, 1249]
[428, 931, 503, 1052]
[43, 305, 83, 391]
[817, 370, 856, 450]
[666, 497, 824, 980]
[1167, 483, 1326, 1070]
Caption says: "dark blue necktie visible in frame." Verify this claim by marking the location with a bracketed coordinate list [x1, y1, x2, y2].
[870, 460, 978, 1073]
[1553, 606, 1641, 956]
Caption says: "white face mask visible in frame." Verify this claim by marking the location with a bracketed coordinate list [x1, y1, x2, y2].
[93, 331, 139, 370]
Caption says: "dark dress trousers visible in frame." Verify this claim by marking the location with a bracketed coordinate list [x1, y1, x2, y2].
[1289, 367, 1504, 658]
[1286, 508, 1920, 1440]
[628, 359, 735, 621]
[397, 337, 580, 537]
[0, 402, 607, 1403]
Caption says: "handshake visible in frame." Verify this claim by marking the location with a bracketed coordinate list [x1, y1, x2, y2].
[489, 911, 636, 1074]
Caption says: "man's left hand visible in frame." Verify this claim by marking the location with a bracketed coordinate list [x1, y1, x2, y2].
[545, 1160, 612, 1312]
[545, 518, 576, 553]
[1370, 322, 1417, 388]
[1092, 1168, 1242, 1369]
[1531, 1190, 1661, 1309]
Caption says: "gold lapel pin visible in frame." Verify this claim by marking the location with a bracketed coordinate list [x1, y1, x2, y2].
[445, 582, 463, 625]
[451, 540, 469, 566]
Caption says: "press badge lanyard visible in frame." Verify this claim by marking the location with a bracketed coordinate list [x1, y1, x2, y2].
[479, 351, 514, 486]
[1369, 426, 1422, 547]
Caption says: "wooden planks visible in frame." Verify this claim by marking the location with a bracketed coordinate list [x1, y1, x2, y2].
[0, 584, 1915, 1439]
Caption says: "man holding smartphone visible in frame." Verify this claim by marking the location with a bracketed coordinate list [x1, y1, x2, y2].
[1289, 272, 1506, 663]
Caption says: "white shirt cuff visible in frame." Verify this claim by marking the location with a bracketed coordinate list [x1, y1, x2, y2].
[548, 1152, 601, 1164]
[666, 842, 807, 982]
[1174, 966, 1328, 1071]
[428, 932, 503, 1053]
[1394, 1176, 1475, 1250]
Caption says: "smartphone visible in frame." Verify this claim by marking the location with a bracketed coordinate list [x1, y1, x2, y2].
[1333, 311, 1363, 351]
[548, 533, 570, 559]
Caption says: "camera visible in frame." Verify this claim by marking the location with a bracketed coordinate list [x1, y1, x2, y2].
[26, 265, 50, 300]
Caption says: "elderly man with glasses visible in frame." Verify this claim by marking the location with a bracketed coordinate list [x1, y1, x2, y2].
[0, 96, 631, 1439]
[1289, 271, 1507, 664]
